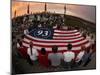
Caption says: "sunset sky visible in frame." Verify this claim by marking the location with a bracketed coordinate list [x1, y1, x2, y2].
[12, 1, 96, 23]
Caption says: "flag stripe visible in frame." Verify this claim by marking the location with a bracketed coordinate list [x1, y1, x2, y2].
[25, 34, 83, 42]
[22, 40, 89, 47]
[24, 36, 85, 43]
[54, 30, 78, 34]
[22, 42, 90, 51]
[23, 29, 90, 51]
[53, 35, 82, 40]
[54, 29, 78, 33]
[54, 32, 80, 36]
[53, 34, 82, 38]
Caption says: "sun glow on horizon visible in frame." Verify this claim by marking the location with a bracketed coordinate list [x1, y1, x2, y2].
[12, 1, 96, 23]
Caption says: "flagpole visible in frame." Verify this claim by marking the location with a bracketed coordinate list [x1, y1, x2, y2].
[44, 3, 47, 13]
[64, 4, 66, 15]
[27, 3, 30, 14]
[14, 10, 16, 18]
[64, 4, 66, 26]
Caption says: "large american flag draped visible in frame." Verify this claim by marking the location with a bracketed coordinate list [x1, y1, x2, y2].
[22, 28, 90, 52]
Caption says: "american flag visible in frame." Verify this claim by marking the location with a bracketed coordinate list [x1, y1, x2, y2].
[22, 28, 90, 52]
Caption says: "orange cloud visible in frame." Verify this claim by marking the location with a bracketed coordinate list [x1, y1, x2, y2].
[12, 1, 66, 18]
[12, 1, 95, 23]
[12, 1, 46, 17]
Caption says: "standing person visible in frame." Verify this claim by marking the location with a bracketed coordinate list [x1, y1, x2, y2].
[53, 24, 58, 29]
[16, 39, 22, 57]
[91, 40, 96, 54]
[16, 39, 21, 49]
[82, 46, 93, 67]
[24, 28, 29, 35]
[63, 44, 75, 69]
[90, 35, 95, 46]
[38, 48, 50, 67]
[16, 39, 28, 58]
[82, 32, 86, 38]
[86, 33, 91, 42]
[27, 42, 39, 65]
[48, 46, 63, 67]
[75, 46, 86, 66]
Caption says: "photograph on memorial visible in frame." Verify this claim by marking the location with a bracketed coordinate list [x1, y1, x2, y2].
[11, 0, 96, 74]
